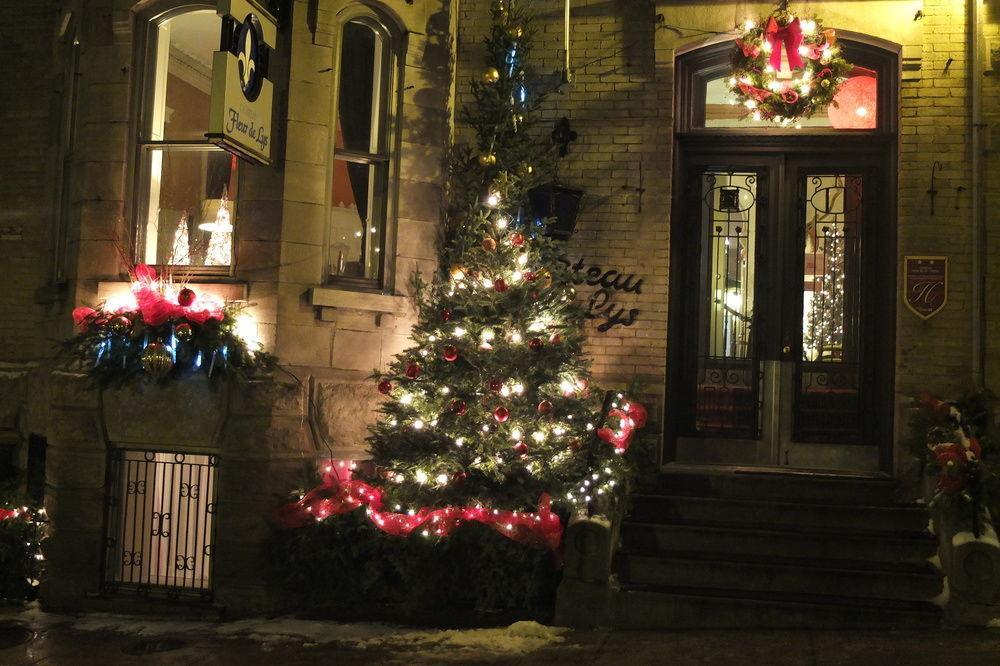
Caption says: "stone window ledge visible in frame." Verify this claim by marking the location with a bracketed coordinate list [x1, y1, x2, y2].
[310, 287, 408, 327]
[97, 280, 249, 303]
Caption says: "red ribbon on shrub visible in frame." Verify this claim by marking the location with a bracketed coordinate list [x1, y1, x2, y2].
[766, 16, 804, 71]
[596, 401, 647, 453]
[273, 464, 563, 551]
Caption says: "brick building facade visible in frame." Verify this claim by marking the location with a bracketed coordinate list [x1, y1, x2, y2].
[2, 0, 1000, 623]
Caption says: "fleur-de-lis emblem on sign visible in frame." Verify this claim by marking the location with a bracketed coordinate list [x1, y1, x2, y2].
[238, 29, 255, 91]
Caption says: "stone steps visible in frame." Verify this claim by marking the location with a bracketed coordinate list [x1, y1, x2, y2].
[628, 493, 929, 533]
[620, 520, 938, 566]
[618, 551, 943, 602]
[614, 585, 943, 629]
[605, 474, 944, 628]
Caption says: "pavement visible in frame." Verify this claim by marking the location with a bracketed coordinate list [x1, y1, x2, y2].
[1, 608, 999, 665]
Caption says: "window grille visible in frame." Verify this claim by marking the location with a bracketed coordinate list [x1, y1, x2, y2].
[103, 449, 218, 601]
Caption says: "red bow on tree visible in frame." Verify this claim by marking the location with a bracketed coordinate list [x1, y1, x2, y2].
[766, 16, 804, 71]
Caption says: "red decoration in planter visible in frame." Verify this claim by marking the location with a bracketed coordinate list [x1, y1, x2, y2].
[177, 288, 196, 307]
[933, 443, 967, 494]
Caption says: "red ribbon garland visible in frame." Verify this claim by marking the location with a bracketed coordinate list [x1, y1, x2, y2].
[766, 16, 804, 71]
[273, 465, 563, 551]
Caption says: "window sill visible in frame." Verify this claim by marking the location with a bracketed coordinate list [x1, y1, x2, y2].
[97, 280, 249, 303]
[310, 287, 407, 327]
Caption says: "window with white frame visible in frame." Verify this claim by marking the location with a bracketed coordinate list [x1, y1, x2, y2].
[328, 16, 395, 286]
[137, 7, 238, 271]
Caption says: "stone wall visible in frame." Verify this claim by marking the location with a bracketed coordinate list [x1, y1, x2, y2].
[455, 0, 1000, 470]
[41, 372, 315, 615]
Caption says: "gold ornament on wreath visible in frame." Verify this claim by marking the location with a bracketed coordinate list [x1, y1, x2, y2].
[730, 5, 853, 125]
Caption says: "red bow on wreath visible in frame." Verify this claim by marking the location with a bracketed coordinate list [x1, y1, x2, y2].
[766, 16, 804, 71]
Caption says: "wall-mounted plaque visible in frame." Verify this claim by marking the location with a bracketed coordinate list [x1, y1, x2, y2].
[904, 256, 948, 320]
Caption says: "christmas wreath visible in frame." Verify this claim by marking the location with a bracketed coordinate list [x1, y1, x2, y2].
[730, 6, 853, 124]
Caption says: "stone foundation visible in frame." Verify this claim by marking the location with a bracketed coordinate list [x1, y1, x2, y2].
[39, 371, 318, 616]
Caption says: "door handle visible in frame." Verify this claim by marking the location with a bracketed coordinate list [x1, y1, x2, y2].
[782, 345, 791, 355]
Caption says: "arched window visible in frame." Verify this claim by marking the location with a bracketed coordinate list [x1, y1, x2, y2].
[328, 11, 400, 288]
[135, 5, 238, 272]
[676, 36, 896, 133]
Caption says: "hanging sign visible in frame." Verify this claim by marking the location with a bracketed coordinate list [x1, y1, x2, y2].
[207, 0, 276, 165]
[904, 256, 948, 320]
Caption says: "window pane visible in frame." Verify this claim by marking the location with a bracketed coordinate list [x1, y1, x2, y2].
[142, 148, 237, 268]
[700, 69, 876, 130]
[329, 159, 386, 280]
[150, 10, 219, 141]
[336, 21, 385, 153]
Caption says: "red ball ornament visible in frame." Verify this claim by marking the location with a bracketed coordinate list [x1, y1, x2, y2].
[528, 337, 544, 351]
[537, 400, 553, 415]
[450, 399, 467, 415]
[513, 441, 529, 456]
[378, 379, 393, 395]
[511, 232, 525, 246]
[441, 309, 453, 322]
[443, 345, 459, 362]
[452, 470, 468, 483]
[493, 406, 510, 423]
[494, 278, 509, 293]
[405, 363, 422, 379]
[549, 333, 562, 345]
[482, 237, 498, 252]
[177, 288, 196, 307]
[174, 322, 193, 341]
[523, 271, 536, 282]
[489, 378, 503, 393]
[568, 438, 583, 452]
[530, 290, 541, 301]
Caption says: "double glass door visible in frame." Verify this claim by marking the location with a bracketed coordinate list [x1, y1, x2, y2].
[671, 153, 891, 473]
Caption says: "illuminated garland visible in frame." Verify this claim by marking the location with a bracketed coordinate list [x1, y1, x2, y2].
[915, 393, 997, 539]
[730, 8, 853, 124]
[65, 264, 274, 387]
[0, 504, 46, 596]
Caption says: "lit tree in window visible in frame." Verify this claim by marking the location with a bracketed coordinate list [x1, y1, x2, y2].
[200, 187, 233, 267]
[805, 225, 845, 361]
[169, 210, 191, 265]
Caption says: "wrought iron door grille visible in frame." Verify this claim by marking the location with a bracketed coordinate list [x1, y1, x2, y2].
[103, 449, 218, 601]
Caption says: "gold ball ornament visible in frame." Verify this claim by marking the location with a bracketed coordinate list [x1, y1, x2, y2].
[482, 67, 501, 84]
[508, 25, 523, 39]
[450, 264, 467, 281]
[821, 79, 831, 88]
[478, 153, 497, 167]
[482, 237, 498, 252]
[140, 342, 173, 378]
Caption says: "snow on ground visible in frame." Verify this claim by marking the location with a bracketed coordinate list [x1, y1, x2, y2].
[6, 605, 569, 659]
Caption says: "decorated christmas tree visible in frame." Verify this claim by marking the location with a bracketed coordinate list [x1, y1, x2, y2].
[805, 226, 845, 361]
[277, 0, 644, 549]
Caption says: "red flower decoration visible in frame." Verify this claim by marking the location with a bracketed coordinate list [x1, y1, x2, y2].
[933, 443, 966, 494]
[736, 38, 760, 58]
[781, 89, 800, 104]
[72, 306, 98, 328]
